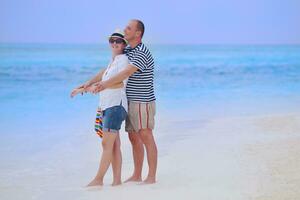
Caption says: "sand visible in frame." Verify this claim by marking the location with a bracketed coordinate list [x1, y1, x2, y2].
[1, 112, 300, 200]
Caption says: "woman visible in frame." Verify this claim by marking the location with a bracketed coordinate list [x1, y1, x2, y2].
[71, 29, 129, 186]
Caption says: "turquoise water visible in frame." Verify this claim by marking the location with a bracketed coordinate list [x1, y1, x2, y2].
[0, 44, 300, 139]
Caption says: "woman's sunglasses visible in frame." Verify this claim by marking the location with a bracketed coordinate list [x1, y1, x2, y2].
[109, 38, 125, 44]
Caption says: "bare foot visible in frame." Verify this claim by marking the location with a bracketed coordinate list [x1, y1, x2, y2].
[111, 181, 122, 186]
[124, 175, 142, 183]
[142, 177, 156, 184]
[86, 178, 103, 187]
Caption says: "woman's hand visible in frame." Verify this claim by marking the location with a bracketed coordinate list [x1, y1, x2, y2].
[83, 81, 93, 90]
[70, 85, 85, 98]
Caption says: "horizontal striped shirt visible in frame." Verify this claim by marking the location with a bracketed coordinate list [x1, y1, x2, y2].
[125, 43, 156, 102]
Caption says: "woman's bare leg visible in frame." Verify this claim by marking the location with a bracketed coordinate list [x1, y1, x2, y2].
[111, 133, 122, 186]
[87, 131, 117, 186]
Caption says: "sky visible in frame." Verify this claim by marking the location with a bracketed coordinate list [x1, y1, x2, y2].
[1, 0, 300, 44]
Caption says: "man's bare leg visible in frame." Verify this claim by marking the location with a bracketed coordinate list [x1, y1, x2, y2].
[140, 128, 157, 184]
[87, 132, 117, 186]
[125, 131, 144, 182]
[111, 134, 122, 186]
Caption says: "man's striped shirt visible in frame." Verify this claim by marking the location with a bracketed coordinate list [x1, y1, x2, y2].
[124, 43, 156, 102]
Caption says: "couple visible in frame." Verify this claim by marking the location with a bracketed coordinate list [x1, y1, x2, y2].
[71, 19, 158, 186]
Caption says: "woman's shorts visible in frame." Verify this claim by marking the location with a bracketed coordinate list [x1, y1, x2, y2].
[101, 105, 127, 133]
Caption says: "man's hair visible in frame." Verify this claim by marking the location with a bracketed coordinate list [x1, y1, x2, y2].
[133, 19, 145, 38]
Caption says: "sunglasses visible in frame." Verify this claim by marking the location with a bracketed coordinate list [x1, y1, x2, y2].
[109, 38, 125, 44]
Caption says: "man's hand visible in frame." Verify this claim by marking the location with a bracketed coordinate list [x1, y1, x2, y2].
[89, 81, 108, 94]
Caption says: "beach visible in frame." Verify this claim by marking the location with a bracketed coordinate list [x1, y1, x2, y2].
[0, 44, 300, 199]
[1, 109, 300, 200]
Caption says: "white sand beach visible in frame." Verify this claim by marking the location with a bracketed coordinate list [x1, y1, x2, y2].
[1, 109, 300, 200]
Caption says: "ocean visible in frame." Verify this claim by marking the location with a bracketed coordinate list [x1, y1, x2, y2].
[1, 44, 299, 119]
[0, 44, 300, 150]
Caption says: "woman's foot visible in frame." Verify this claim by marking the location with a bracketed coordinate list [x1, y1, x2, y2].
[124, 175, 142, 183]
[142, 176, 156, 184]
[111, 181, 122, 186]
[86, 178, 103, 187]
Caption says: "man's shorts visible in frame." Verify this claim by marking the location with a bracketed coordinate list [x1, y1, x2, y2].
[102, 105, 127, 133]
[125, 101, 156, 133]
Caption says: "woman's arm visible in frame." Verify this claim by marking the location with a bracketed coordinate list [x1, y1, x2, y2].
[84, 68, 105, 88]
[70, 68, 105, 97]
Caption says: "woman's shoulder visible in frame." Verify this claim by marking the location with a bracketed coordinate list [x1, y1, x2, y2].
[118, 54, 128, 61]
[116, 54, 129, 65]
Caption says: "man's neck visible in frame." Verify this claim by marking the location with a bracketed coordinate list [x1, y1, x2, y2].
[129, 39, 142, 48]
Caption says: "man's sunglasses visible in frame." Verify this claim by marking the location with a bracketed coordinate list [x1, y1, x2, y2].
[109, 38, 125, 44]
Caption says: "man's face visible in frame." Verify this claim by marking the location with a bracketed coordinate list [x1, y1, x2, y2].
[124, 21, 138, 41]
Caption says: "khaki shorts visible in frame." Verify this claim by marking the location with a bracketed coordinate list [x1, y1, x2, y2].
[125, 101, 156, 133]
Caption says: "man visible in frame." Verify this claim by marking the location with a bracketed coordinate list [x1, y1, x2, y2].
[92, 19, 158, 184]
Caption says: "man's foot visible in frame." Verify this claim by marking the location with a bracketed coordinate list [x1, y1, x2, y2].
[86, 178, 103, 187]
[124, 175, 142, 183]
[142, 177, 156, 184]
[111, 181, 122, 186]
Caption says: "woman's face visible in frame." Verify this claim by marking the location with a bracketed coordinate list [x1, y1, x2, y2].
[109, 37, 126, 54]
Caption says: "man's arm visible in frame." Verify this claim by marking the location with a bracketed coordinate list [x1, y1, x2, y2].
[92, 64, 138, 93]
